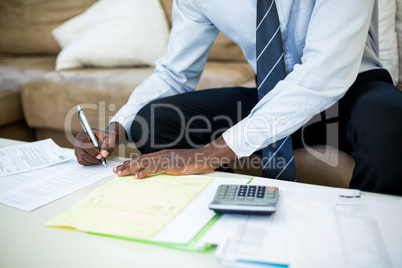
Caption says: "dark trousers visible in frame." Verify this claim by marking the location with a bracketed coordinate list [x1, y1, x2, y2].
[131, 69, 402, 195]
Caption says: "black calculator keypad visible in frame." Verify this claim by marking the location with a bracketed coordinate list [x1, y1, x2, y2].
[216, 184, 277, 201]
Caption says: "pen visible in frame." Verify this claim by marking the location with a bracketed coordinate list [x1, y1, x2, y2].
[77, 105, 107, 167]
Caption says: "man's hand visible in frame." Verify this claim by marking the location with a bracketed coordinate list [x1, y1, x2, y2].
[113, 136, 237, 179]
[74, 122, 126, 166]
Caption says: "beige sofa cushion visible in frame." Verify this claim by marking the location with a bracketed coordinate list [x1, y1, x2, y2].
[0, 121, 35, 141]
[21, 62, 255, 135]
[0, 55, 56, 126]
[0, 0, 245, 63]
[52, 0, 170, 70]
[379, 0, 399, 85]
[0, 89, 22, 126]
[0, 0, 96, 55]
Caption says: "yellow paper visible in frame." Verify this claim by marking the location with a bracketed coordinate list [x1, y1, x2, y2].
[47, 174, 213, 238]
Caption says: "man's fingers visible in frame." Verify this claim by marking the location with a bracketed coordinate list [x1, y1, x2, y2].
[74, 131, 100, 165]
[74, 127, 125, 167]
[100, 133, 117, 158]
[114, 156, 161, 177]
[81, 154, 102, 166]
[75, 132, 100, 158]
[113, 160, 132, 173]
[135, 166, 159, 179]
[114, 159, 143, 176]
[74, 144, 102, 166]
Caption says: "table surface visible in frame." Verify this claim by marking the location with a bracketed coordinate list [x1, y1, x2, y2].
[0, 138, 225, 268]
[1, 138, 400, 268]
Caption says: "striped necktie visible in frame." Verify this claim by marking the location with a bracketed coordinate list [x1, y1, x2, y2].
[256, 0, 296, 181]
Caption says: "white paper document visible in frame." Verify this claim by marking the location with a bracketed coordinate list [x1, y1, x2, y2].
[0, 149, 118, 212]
[152, 176, 251, 245]
[284, 190, 398, 268]
[211, 177, 402, 268]
[215, 213, 289, 267]
[0, 139, 71, 178]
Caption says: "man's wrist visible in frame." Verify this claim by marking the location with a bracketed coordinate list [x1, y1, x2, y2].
[202, 136, 237, 169]
[107, 122, 128, 145]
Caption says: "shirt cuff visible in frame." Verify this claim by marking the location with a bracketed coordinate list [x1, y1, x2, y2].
[222, 115, 272, 159]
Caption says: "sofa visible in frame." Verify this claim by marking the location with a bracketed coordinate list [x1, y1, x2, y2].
[1, 0, 401, 188]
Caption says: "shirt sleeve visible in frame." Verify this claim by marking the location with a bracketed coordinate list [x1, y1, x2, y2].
[223, 0, 377, 158]
[110, 0, 219, 142]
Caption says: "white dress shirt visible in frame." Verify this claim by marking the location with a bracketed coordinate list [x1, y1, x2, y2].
[110, 0, 382, 158]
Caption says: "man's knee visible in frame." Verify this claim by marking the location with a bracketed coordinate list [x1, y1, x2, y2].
[347, 83, 402, 142]
[347, 83, 402, 194]
[130, 101, 185, 154]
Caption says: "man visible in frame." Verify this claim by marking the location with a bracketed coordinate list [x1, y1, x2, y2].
[74, 0, 402, 195]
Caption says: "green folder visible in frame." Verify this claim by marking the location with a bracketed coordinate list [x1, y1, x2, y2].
[90, 213, 222, 252]
[47, 174, 254, 252]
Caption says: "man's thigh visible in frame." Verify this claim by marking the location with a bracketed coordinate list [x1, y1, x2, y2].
[131, 87, 258, 153]
[293, 69, 399, 154]
[339, 72, 402, 193]
[293, 68, 402, 194]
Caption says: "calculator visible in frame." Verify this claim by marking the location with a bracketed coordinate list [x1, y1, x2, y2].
[209, 184, 279, 215]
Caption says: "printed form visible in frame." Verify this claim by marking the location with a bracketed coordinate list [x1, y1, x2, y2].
[0, 139, 70, 177]
[47, 174, 213, 239]
[0, 139, 117, 211]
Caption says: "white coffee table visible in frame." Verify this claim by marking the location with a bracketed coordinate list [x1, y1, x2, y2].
[0, 138, 225, 268]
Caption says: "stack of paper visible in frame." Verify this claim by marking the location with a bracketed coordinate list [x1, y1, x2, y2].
[46, 174, 252, 251]
[0, 139, 116, 211]
[206, 177, 402, 268]
[0, 138, 70, 177]
[47, 174, 213, 238]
